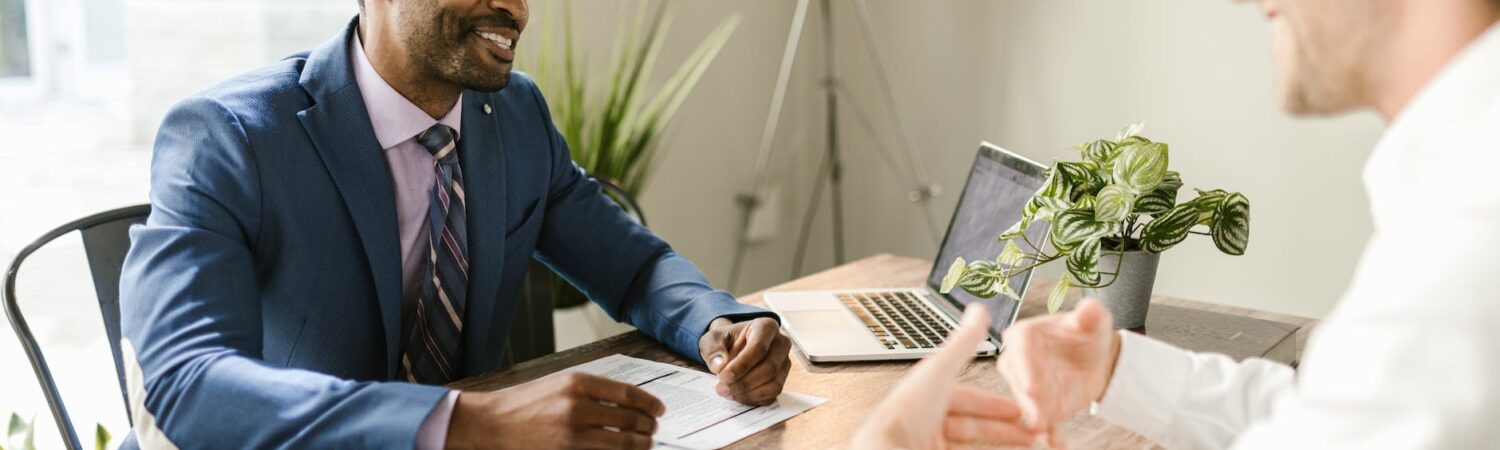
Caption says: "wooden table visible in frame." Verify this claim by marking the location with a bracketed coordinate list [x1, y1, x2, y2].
[451, 254, 1315, 449]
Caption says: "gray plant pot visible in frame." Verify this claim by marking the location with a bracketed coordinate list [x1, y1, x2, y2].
[1082, 250, 1161, 329]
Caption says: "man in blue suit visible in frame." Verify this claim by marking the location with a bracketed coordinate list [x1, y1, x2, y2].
[118, 0, 793, 448]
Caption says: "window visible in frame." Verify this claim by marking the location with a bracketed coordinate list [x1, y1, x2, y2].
[0, 0, 29, 77]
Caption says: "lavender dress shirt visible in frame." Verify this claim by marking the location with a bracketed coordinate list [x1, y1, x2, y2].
[351, 34, 460, 450]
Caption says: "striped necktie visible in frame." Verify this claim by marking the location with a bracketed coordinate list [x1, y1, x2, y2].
[401, 124, 469, 384]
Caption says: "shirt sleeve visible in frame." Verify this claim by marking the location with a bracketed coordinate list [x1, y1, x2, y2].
[416, 390, 459, 450]
[1095, 331, 1296, 450]
[1097, 213, 1500, 450]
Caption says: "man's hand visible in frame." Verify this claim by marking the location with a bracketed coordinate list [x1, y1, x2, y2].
[445, 372, 666, 450]
[698, 317, 792, 405]
[852, 305, 1038, 449]
[997, 298, 1122, 441]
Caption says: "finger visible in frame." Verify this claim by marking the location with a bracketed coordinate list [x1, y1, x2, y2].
[996, 329, 1054, 430]
[946, 386, 1023, 420]
[1012, 389, 1051, 432]
[942, 415, 1037, 445]
[852, 306, 991, 448]
[575, 427, 653, 450]
[943, 444, 1016, 450]
[729, 381, 781, 406]
[1072, 298, 1109, 334]
[919, 304, 991, 376]
[731, 324, 750, 353]
[575, 374, 667, 417]
[877, 305, 990, 418]
[727, 362, 791, 405]
[1047, 425, 1068, 450]
[723, 349, 791, 404]
[699, 320, 734, 374]
[723, 336, 791, 392]
[721, 357, 777, 395]
[720, 320, 777, 384]
[575, 401, 657, 435]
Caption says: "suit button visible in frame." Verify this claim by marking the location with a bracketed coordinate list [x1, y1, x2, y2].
[483, 103, 493, 114]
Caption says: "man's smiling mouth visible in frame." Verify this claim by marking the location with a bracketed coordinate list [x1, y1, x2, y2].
[476, 31, 514, 50]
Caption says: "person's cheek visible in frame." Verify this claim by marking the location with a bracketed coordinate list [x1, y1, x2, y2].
[1269, 19, 1298, 95]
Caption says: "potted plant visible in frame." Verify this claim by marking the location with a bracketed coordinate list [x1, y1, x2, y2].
[517, 0, 739, 344]
[940, 123, 1250, 329]
[4, 412, 111, 450]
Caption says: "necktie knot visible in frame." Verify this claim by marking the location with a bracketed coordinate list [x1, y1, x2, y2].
[417, 124, 458, 164]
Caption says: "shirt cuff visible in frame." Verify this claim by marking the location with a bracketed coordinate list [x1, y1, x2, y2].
[1095, 330, 1192, 441]
[416, 390, 459, 450]
[707, 311, 781, 331]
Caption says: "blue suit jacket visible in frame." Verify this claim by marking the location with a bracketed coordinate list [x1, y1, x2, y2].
[119, 19, 770, 448]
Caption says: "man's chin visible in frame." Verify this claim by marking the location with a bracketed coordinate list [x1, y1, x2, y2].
[465, 72, 511, 93]
[449, 67, 511, 93]
[1274, 75, 1361, 117]
[1273, 83, 1313, 116]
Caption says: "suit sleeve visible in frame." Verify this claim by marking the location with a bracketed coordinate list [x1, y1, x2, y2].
[522, 82, 774, 365]
[120, 97, 448, 449]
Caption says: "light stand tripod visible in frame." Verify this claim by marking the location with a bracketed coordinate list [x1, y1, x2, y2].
[726, 0, 944, 291]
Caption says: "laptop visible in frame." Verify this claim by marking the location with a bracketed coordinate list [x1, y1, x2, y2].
[765, 142, 1050, 362]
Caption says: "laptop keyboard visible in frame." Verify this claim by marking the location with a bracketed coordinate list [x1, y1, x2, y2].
[837, 291, 955, 350]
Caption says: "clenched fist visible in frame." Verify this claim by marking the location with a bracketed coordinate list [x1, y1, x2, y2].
[698, 317, 793, 405]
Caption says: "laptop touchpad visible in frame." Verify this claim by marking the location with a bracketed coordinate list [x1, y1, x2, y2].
[785, 310, 855, 333]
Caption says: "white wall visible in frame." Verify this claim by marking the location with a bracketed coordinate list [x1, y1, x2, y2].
[818, 0, 1384, 318]
[526, 0, 828, 299]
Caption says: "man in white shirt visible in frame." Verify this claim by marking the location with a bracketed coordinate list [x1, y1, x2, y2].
[852, 0, 1500, 448]
[1004, 0, 1500, 447]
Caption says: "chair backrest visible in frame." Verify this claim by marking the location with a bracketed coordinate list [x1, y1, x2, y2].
[3, 204, 150, 450]
[505, 176, 647, 366]
[594, 176, 647, 228]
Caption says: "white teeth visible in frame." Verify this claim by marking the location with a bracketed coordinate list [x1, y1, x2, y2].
[477, 32, 513, 50]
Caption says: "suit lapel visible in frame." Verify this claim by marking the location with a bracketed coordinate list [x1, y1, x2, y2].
[458, 92, 507, 375]
[297, 19, 406, 378]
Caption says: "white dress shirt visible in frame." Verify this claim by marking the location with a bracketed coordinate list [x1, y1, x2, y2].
[1095, 22, 1500, 450]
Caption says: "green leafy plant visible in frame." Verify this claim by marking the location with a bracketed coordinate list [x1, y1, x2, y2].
[3, 412, 111, 450]
[5, 414, 35, 450]
[520, 0, 739, 308]
[940, 123, 1251, 313]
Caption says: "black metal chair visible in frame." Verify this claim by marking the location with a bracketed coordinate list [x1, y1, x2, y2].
[594, 176, 648, 228]
[511, 176, 647, 365]
[4, 204, 150, 450]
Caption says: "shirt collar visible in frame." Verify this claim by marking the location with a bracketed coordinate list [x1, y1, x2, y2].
[351, 32, 463, 150]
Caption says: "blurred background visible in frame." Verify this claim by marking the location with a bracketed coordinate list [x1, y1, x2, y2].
[0, 0, 1381, 447]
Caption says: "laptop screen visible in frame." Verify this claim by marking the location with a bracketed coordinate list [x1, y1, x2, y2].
[925, 144, 1049, 338]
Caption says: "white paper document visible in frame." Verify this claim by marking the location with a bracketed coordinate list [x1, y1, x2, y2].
[563, 354, 826, 450]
